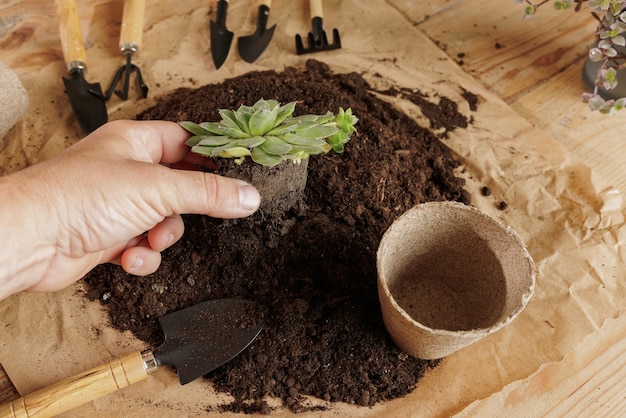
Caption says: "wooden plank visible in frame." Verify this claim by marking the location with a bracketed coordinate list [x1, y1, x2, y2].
[415, 0, 597, 102]
[458, 311, 626, 416]
[511, 62, 626, 194]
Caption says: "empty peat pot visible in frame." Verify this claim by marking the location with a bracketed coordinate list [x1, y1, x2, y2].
[377, 201, 535, 359]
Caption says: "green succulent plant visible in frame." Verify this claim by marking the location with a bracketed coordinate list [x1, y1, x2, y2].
[179, 98, 358, 167]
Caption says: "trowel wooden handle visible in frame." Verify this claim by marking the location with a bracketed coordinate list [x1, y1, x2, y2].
[55, 0, 86, 69]
[0, 351, 151, 418]
[257, 0, 271, 7]
[120, 0, 146, 54]
[309, 0, 323, 19]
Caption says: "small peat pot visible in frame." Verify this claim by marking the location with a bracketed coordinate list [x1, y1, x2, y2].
[377, 201, 535, 359]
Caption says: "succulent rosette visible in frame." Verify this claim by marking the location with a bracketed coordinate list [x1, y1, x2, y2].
[180, 98, 358, 167]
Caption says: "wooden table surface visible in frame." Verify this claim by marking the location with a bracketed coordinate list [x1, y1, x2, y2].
[2, 0, 626, 415]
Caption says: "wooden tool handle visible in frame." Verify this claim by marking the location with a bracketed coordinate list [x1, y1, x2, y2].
[310, 0, 323, 19]
[258, 0, 271, 7]
[55, 0, 86, 69]
[0, 351, 150, 418]
[120, 0, 146, 53]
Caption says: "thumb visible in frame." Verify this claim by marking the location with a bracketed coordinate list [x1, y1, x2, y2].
[164, 170, 261, 218]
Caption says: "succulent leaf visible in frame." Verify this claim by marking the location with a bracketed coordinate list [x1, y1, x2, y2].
[288, 143, 330, 156]
[282, 133, 329, 147]
[235, 136, 266, 148]
[219, 109, 242, 130]
[199, 122, 228, 135]
[179, 121, 214, 136]
[293, 124, 340, 139]
[274, 101, 297, 125]
[190, 145, 216, 157]
[193, 136, 235, 146]
[251, 147, 282, 166]
[249, 108, 278, 136]
[223, 127, 251, 139]
[261, 135, 293, 155]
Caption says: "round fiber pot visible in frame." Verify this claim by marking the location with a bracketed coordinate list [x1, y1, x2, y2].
[377, 201, 535, 359]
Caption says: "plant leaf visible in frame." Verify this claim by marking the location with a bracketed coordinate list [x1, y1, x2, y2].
[223, 127, 251, 139]
[287, 143, 330, 156]
[274, 101, 297, 126]
[251, 146, 283, 167]
[292, 124, 339, 139]
[266, 122, 300, 136]
[219, 109, 243, 130]
[261, 135, 293, 155]
[191, 135, 234, 147]
[179, 121, 215, 136]
[234, 136, 266, 148]
[191, 145, 216, 156]
[249, 108, 278, 136]
[282, 133, 330, 146]
[234, 111, 252, 135]
[199, 122, 228, 135]
[220, 147, 252, 158]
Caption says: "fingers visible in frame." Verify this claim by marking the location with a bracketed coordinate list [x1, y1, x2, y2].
[90, 120, 199, 165]
[121, 243, 162, 276]
[164, 170, 261, 218]
[147, 215, 184, 251]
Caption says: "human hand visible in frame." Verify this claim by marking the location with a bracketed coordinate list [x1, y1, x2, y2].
[0, 120, 261, 300]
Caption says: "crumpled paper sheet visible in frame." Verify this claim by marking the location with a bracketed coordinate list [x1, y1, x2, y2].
[1, 0, 625, 416]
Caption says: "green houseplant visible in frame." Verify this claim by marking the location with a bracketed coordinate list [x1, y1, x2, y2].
[515, 0, 626, 114]
[180, 98, 358, 217]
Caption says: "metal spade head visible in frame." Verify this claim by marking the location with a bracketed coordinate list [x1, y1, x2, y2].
[153, 298, 262, 385]
[210, 0, 234, 69]
[62, 68, 108, 134]
[237, 5, 276, 63]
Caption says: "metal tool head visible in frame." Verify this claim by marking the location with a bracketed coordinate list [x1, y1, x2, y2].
[106, 54, 149, 101]
[153, 298, 263, 385]
[210, 0, 234, 69]
[295, 17, 341, 55]
[62, 68, 108, 134]
[237, 5, 276, 63]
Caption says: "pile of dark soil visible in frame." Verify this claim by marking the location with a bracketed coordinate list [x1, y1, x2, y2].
[84, 59, 475, 414]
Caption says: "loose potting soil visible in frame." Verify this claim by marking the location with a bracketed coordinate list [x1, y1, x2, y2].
[84, 59, 475, 414]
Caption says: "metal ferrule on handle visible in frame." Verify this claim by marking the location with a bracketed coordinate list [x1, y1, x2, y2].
[120, 42, 140, 56]
[141, 349, 158, 374]
[66, 60, 86, 73]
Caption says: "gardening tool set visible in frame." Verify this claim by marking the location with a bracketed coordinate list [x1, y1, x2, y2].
[56, 1, 344, 132]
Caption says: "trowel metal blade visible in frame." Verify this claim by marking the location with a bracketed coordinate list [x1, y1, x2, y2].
[62, 69, 108, 134]
[237, 4, 276, 63]
[153, 298, 262, 385]
[210, 0, 234, 69]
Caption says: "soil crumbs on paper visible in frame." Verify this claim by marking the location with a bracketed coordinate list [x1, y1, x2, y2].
[85, 60, 474, 414]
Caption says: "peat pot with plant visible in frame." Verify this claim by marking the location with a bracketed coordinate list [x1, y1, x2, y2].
[180, 98, 358, 219]
[516, 0, 626, 114]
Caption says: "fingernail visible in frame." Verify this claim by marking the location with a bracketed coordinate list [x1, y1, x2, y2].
[239, 184, 261, 211]
[132, 256, 144, 270]
[166, 233, 175, 249]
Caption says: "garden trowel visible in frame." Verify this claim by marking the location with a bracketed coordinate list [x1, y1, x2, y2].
[56, 0, 108, 134]
[237, 0, 276, 63]
[0, 298, 262, 417]
[210, 0, 234, 69]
